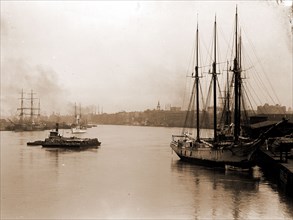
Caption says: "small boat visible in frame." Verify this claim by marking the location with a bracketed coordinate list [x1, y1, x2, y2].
[71, 103, 87, 134]
[225, 165, 250, 172]
[42, 123, 101, 149]
[71, 126, 87, 134]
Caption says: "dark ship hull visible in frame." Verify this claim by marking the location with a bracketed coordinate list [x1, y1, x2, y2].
[13, 123, 46, 132]
[27, 140, 44, 146]
[42, 137, 101, 149]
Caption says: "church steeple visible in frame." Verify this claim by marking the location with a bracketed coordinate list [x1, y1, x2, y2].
[157, 101, 161, 110]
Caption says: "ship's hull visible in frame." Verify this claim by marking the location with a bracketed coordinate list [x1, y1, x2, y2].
[27, 140, 44, 146]
[71, 128, 87, 134]
[42, 137, 101, 149]
[13, 123, 46, 132]
[170, 141, 257, 169]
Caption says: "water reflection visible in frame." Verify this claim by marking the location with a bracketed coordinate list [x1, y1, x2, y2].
[170, 159, 293, 219]
[171, 160, 264, 219]
[44, 147, 100, 173]
[260, 167, 293, 216]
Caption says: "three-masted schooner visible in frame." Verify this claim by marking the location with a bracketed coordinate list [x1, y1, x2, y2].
[170, 8, 287, 169]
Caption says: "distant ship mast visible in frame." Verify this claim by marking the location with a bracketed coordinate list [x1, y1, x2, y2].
[17, 89, 24, 126]
[17, 89, 41, 126]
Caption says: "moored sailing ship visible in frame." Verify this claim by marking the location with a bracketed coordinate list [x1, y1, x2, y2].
[9, 89, 46, 131]
[170, 8, 288, 169]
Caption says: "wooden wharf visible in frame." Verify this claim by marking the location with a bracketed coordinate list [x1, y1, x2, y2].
[257, 145, 293, 197]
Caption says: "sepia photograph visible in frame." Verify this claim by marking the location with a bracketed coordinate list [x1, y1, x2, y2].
[1, 0, 293, 219]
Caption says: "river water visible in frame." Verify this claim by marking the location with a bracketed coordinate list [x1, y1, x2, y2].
[1, 125, 293, 219]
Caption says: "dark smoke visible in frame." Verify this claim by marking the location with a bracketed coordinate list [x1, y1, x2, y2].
[1, 58, 69, 116]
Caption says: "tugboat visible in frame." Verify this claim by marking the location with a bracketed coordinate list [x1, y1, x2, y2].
[42, 123, 101, 149]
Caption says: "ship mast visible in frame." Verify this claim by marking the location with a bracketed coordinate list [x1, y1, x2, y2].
[37, 98, 41, 123]
[195, 21, 200, 142]
[74, 102, 78, 124]
[16, 89, 40, 128]
[238, 32, 242, 129]
[233, 7, 241, 143]
[225, 61, 231, 126]
[79, 103, 82, 125]
[17, 89, 24, 126]
[212, 16, 218, 142]
[30, 90, 35, 123]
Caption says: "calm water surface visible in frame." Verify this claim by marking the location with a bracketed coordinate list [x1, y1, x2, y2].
[1, 125, 293, 219]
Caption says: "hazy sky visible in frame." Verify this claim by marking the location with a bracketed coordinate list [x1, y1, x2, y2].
[1, 1, 292, 116]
